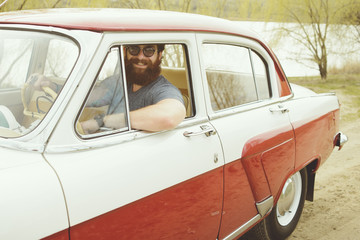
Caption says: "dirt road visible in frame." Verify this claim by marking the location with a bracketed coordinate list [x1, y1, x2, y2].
[289, 122, 360, 239]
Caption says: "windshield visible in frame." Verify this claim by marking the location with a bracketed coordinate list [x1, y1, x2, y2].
[0, 29, 79, 138]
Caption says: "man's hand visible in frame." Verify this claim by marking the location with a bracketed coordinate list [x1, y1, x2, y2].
[103, 113, 127, 130]
[80, 99, 185, 134]
[31, 74, 58, 92]
[80, 119, 100, 134]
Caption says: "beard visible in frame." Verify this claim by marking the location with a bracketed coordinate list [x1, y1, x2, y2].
[125, 57, 162, 87]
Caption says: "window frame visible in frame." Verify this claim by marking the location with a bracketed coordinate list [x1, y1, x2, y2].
[75, 41, 195, 139]
[75, 46, 130, 139]
[196, 33, 280, 118]
[249, 49, 272, 100]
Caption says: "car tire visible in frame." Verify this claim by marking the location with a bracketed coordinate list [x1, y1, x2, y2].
[240, 168, 308, 240]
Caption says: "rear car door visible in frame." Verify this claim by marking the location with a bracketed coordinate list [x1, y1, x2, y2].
[196, 33, 296, 239]
[44, 33, 224, 239]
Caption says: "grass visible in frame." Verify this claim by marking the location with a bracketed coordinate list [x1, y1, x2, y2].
[288, 74, 360, 123]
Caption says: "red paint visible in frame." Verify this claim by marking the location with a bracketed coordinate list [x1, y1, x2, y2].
[242, 126, 295, 201]
[292, 110, 338, 169]
[267, 46, 292, 97]
[41, 229, 69, 240]
[261, 139, 295, 197]
[242, 125, 294, 158]
[241, 128, 295, 202]
[276, 70, 292, 97]
[0, 9, 262, 34]
[70, 167, 223, 240]
[218, 125, 295, 239]
[241, 153, 271, 202]
[218, 159, 259, 239]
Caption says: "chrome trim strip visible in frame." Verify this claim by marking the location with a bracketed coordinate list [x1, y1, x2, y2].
[222, 214, 261, 240]
[120, 46, 132, 131]
[256, 196, 274, 217]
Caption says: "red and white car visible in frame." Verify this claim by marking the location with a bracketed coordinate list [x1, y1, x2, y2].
[0, 9, 347, 240]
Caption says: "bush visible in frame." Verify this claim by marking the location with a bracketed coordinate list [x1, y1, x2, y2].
[329, 60, 360, 75]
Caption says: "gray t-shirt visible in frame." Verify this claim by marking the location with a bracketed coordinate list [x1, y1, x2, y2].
[90, 75, 184, 114]
[128, 75, 184, 111]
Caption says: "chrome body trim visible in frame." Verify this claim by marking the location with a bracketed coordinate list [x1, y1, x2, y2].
[256, 196, 274, 217]
[222, 197, 273, 240]
[222, 214, 261, 240]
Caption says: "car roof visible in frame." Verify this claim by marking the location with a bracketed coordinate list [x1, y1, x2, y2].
[0, 8, 259, 38]
[0, 8, 291, 97]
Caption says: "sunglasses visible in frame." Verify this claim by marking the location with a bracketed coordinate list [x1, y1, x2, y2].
[126, 46, 157, 57]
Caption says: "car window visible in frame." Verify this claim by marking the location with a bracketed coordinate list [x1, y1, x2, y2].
[202, 43, 270, 111]
[161, 44, 193, 118]
[76, 43, 192, 137]
[76, 47, 128, 137]
[251, 50, 271, 100]
[0, 30, 79, 138]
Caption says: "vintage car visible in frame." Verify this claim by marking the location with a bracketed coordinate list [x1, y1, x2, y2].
[0, 8, 347, 240]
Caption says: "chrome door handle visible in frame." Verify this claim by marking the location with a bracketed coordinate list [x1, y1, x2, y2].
[183, 125, 216, 137]
[269, 104, 289, 113]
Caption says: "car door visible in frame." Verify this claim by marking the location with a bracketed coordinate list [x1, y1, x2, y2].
[44, 33, 224, 240]
[196, 33, 296, 239]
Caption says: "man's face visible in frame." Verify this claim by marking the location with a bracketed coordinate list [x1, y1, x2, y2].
[124, 44, 163, 86]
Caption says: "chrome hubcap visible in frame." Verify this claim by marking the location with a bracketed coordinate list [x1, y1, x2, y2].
[276, 171, 302, 226]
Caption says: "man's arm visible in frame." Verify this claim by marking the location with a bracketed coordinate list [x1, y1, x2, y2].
[81, 99, 185, 134]
[129, 99, 186, 132]
[103, 98, 185, 132]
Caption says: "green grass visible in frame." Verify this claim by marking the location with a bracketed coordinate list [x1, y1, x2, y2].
[288, 74, 360, 122]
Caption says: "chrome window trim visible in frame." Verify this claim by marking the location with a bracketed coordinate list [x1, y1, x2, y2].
[77, 46, 131, 139]
[195, 33, 282, 117]
[71, 34, 201, 140]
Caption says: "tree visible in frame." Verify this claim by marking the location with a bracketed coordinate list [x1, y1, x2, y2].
[340, 0, 360, 44]
[272, 0, 357, 79]
[275, 0, 332, 79]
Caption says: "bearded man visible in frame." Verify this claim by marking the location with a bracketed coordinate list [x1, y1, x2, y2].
[82, 44, 186, 133]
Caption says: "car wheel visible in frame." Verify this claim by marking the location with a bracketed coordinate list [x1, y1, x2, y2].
[240, 168, 308, 240]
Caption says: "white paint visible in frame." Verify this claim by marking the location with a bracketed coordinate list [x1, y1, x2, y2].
[0, 149, 69, 239]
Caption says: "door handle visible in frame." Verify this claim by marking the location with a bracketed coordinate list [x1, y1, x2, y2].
[183, 125, 216, 137]
[269, 104, 289, 113]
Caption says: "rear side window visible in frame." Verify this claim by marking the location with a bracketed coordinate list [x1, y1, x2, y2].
[202, 43, 271, 111]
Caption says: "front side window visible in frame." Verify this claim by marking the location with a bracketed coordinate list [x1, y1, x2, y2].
[77, 47, 128, 136]
[76, 43, 192, 137]
[0, 29, 79, 137]
[202, 43, 270, 111]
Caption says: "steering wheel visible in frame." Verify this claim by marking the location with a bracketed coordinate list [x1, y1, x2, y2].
[42, 86, 58, 100]
[21, 78, 58, 119]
